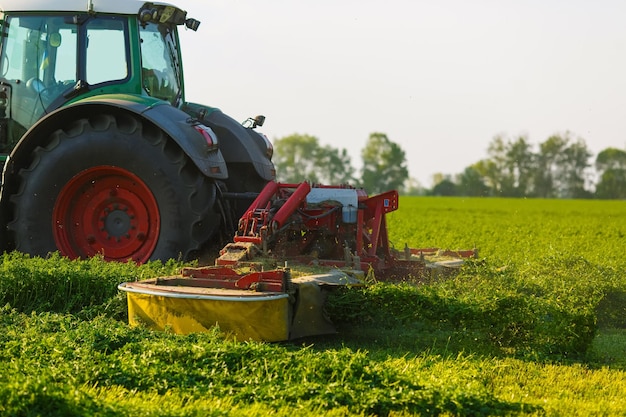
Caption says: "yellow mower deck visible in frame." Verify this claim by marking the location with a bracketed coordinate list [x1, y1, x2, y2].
[119, 267, 364, 341]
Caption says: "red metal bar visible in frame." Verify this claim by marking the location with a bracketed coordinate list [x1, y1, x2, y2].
[367, 198, 384, 257]
[358, 190, 397, 258]
[241, 181, 279, 219]
[235, 270, 285, 290]
[179, 267, 286, 292]
[234, 181, 280, 242]
[271, 182, 311, 229]
[233, 235, 262, 244]
[363, 190, 399, 215]
[355, 207, 364, 257]
[376, 212, 392, 259]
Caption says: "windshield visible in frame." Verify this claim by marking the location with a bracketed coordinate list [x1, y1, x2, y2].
[1, 16, 78, 89]
[139, 22, 181, 106]
[0, 15, 79, 127]
[0, 14, 128, 129]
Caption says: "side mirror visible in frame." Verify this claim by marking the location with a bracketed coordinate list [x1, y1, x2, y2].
[185, 18, 200, 31]
[253, 115, 265, 128]
[242, 115, 266, 129]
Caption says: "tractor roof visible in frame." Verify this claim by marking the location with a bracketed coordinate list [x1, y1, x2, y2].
[0, 0, 180, 15]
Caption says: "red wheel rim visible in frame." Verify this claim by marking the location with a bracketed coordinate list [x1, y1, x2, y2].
[52, 166, 160, 263]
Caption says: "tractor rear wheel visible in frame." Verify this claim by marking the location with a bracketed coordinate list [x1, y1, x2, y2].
[8, 112, 220, 263]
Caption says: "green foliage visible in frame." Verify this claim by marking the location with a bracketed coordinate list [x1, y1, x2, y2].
[272, 134, 354, 184]
[326, 259, 597, 359]
[478, 135, 535, 197]
[361, 132, 409, 194]
[430, 178, 458, 196]
[456, 166, 489, 197]
[2, 198, 626, 415]
[385, 196, 626, 358]
[272, 132, 410, 193]
[595, 147, 626, 199]
[0, 252, 182, 316]
[0, 309, 524, 416]
[437, 133, 607, 198]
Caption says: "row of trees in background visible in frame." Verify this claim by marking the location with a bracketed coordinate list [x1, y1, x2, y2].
[272, 132, 408, 194]
[433, 133, 626, 199]
[272, 132, 626, 199]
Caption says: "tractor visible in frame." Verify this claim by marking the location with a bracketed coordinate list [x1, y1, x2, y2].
[0, 1, 476, 341]
[0, 0, 275, 263]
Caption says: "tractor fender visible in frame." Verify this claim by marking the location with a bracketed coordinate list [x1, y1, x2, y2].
[182, 102, 275, 182]
[4, 96, 229, 193]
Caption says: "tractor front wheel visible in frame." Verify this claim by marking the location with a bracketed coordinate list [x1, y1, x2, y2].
[8, 113, 220, 263]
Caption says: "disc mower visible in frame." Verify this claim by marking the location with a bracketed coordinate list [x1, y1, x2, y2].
[119, 181, 476, 341]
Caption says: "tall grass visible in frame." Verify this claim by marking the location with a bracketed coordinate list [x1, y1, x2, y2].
[0, 309, 529, 416]
[0, 252, 181, 318]
[1, 197, 626, 415]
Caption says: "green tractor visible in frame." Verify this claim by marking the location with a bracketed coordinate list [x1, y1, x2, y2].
[0, 1, 275, 263]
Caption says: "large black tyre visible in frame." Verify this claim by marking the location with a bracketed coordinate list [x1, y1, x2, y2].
[8, 112, 220, 263]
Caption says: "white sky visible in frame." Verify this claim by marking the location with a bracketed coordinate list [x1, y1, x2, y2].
[175, 0, 626, 187]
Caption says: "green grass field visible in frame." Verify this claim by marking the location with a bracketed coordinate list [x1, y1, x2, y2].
[1, 197, 625, 416]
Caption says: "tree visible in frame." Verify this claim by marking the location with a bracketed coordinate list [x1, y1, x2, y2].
[473, 158, 500, 196]
[534, 135, 567, 198]
[533, 133, 592, 198]
[272, 134, 320, 183]
[561, 138, 593, 198]
[484, 136, 512, 195]
[457, 165, 489, 196]
[431, 177, 458, 196]
[315, 146, 355, 184]
[506, 136, 535, 197]
[272, 134, 355, 184]
[480, 135, 535, 197]
[596, 147, 626, 172]
[595, 147, 626, 199]
[360, 132, 409, 194]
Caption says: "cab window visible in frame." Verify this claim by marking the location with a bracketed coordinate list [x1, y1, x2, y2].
[140, 22, 181, 105]
[85, 17, 128, 85]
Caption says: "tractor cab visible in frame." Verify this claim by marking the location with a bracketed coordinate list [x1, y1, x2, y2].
[0, 1, 199, 164]
[0, 1, 275, 264]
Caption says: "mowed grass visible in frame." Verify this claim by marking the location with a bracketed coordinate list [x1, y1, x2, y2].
[1, 197, 626, 416]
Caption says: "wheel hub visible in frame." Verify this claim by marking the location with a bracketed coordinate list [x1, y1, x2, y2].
[103, 207, 131, 240]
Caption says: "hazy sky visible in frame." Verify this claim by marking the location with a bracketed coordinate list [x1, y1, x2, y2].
[175, 0, 626, 187]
